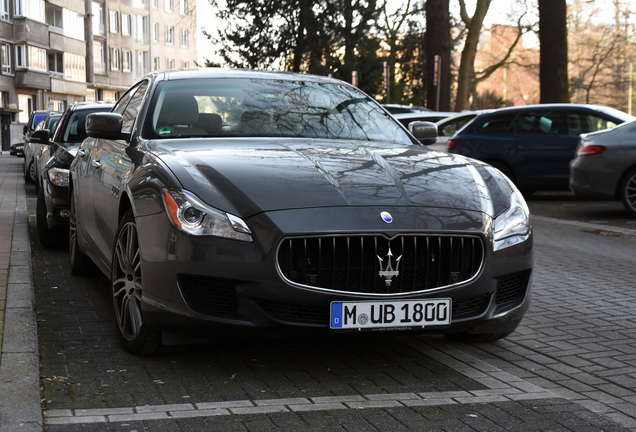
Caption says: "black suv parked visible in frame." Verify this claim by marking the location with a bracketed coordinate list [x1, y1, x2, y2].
[31, 102, 114, 247]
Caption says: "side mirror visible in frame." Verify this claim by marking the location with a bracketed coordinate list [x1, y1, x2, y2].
[408, 121, 438, 145]
[86, 113, 130, 141]
[30, 129, 50, 145]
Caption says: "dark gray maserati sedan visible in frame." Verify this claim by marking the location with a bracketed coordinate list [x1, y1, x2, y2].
[70, 69, 533, 355]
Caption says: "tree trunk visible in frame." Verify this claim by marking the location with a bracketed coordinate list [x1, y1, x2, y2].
[455, 0, 491, 111]
[539, 0, 569, 103]
[425, 0, 451, 111]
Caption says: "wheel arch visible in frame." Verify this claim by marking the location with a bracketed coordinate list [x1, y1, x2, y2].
[615, 162, 636, 199]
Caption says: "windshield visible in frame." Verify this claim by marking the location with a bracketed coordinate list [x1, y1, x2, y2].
[142, 78, 413, 144]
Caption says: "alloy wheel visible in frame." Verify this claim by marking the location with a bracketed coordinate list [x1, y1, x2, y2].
[624, 170, 636, 215]
[112, 221, 143, 341]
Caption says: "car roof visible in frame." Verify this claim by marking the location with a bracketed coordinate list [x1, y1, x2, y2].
[67, 101, 114, 111]
[143, 68, 358, 86]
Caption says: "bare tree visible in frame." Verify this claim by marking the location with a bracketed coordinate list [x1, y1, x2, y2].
[425, 0, 451, 111]
[455, 0, 492, 111]
[539, 0, 569, 103]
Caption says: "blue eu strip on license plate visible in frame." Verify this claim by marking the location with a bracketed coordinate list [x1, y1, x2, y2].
[330, 299, 451, 329]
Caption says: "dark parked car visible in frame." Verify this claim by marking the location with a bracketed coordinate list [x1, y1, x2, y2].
[33, 102, 114, 247]
[447, 104, 634, 193]
[570, 119, 636, 217]
[70, 69, 533, 355]
[9, 142, 24, 156]
[24, 111, 62, 184]
[23, 110, 49, 142]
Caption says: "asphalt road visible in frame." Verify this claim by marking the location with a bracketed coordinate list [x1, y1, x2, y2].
[26, 183, 636, 431]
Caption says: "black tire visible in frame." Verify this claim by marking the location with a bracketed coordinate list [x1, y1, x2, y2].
[620, 167, 636, 217]
[69, 190, 95, 275]
[112, 211, 166, 355]
[36, 189, 60, 248]
[27, 161, 37, 183]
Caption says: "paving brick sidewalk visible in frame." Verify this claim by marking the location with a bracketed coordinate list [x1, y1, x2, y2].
[0, 154, 41, 431]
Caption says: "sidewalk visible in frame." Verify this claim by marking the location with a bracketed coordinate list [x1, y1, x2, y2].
[0, 154, 41, 431]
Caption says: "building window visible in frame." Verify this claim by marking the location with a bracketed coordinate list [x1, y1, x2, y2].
[1, 0, 9, 20]
[152, 0, 157, 8]
[180, 29, 188, 47]
[15, 0, 45, 22]
[179, 0, 186, 15]
[45, 3, 63, 28]
[153, 56, 160, 71]
[153, 22, 158, 42]
[94, 41, 106, 74]
[133, 0, 146, 9]
[86, 89, 96, 102]
[64, 53, 86, 82]
[92, 2, 105, 36]
[103, 90, 117, 102]
[165, 25, 173, 44]
[122, 50, 132, 72]
[122, 13, 131, 36]
[109, 10, 119, 33]
[134, 50, 148, 78]
[48, 52, 63, 77]
[16, 45, 47, 71]
[164, 0, 172, 12]
[18, 94, 34, 123]
[166, 58, 174, 69]
[181, 60, 188, 69]
[1, 43, 11, 74]
[63, 9, 85, 41]
[110, 47, 120, 70]
[134, 14, 148, 44]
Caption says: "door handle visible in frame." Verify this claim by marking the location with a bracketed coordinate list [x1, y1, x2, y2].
[77, 148, 86, 156]
[91, 160, 102, 168]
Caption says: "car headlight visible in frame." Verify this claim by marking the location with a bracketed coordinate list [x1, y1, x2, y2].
[493, 189, 530, 251]
[161, 188, 253, 242]
[48, 168, 69, 187]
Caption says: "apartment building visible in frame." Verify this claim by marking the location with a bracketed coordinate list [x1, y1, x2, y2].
[0, 0, 197, 150]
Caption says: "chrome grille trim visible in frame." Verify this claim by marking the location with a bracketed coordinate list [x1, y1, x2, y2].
[276, 234, 485, 297]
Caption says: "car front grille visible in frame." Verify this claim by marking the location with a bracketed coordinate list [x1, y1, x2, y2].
[277, 234, 484, 295]
[177, 274, 239, 316]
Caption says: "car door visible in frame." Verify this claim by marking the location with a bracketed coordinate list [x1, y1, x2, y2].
[509, 110, 571, 188]
[87, 81, 150, 268]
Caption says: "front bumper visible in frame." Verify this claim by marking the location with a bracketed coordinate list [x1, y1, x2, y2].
[136, 206, 533, 340]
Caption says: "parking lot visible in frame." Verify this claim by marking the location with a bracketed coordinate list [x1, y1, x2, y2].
[14, 180, 633, 431]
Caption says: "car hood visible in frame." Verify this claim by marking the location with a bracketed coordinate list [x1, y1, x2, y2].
[146, 138, 512, 219]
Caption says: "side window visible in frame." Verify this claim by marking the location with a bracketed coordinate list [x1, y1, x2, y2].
[112, 86, 137, 116]
[476, 114, 515, 134]
[568, 111, 618, 134]
[514, 111, 565, 134]
[440, 117, 473, 137]
[121, 81, 149, 133]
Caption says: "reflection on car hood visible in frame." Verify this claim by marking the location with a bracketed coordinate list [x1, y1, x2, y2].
[148, 138, 508, 218]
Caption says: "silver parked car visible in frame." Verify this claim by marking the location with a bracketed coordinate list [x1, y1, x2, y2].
[570, 119, 636, 216]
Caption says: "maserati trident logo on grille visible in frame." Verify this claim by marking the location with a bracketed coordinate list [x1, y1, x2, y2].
[377, 246, 402, 286]
[381, 211, 393, 223]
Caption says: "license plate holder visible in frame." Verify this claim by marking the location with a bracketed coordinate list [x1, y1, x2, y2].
[330, 299, 451, 330]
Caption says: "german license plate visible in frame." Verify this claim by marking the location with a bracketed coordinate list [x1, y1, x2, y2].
[330, 299, 451, 329]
